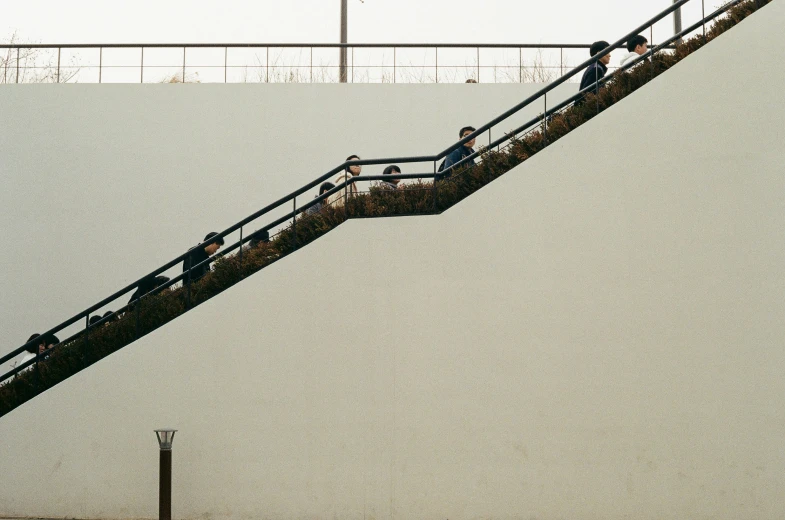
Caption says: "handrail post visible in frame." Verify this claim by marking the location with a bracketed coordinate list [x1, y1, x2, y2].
[224, 47, 228, 83]
[476, 47, 480, 82]
[141, 47, 144, 83]
[432, 160, 438, 213]
[85, 314, 90, 343]
[560, 47, 564, 77]
[99, 47, 103, 84]
[292, 197, 298, 248]
[135, 296, 141, 339]
[543, 92, 548, 146]
[186, 264, 192, 310]
[56, 47, 61, 83]
[34, 352, 40, 394]
[238, 226, 243, 273]
[519, 47, 522, 83]
[435, 47, 438, 83]
[15, 48, 19, 83]
[182, 47, 186, 83]
[393, 47, 396, 84]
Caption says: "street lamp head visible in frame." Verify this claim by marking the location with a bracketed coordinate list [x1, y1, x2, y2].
[154, 429, 178, 450]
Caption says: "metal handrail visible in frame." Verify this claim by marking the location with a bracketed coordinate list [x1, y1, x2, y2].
[2, 43, 649, 49]
[0, 0, 751, 383]
[1, 41, 675, 85]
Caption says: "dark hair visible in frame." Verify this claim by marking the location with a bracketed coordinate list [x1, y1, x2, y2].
[103, 310, 119, 322]
[382, 165, 401, 176]
[590, 40, 610, 57]
[626, 35, 648, 52]
[138, 275, 171, 296]
[89, 315, 102, 326]
[248, 229, 270, 248]
[203, 232, 225, 246]
[459, 126, 476, 138]
[42, 334, 59, 347]
[345, 155, 360, 173]
[319, 182, 336, 195]
[465, 79, 477, 83]
[25, 333, 41, 354]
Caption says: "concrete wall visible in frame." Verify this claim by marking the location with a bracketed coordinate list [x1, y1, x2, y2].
[1, 2, 785, 519]
[0, 80, 576, 369]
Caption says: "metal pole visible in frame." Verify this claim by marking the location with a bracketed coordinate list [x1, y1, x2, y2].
[224, 47, 228, 83]
[543, 92, 548, 145]
[155, 430, 176, 520]
[476, 47, 480, 82]
[432, 160, 438, 213]
[310, 47, 313, 83]
[16, 48, 19, 83]
[393, 47, 396, 83]
[182, 47, 186, 83]
[702, 0, 707, 42]
[99, 47, 103, 83]
[266, 47, 269, 83]
[292, 197, 298, 248]
[159, 449, 172, 520]
[435, 47, 438, 83]
[238, 226, 243, 268]
[141, 47, 144, 83]
[560, 47, 564, 77]
[673, 0, 684, 45]
[339, 0, 348, 83]
[519, 47, 522, 83]
[56, 47, 61, 83]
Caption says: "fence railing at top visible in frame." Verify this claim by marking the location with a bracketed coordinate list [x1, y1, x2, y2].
[0, 42, 673, 85]
[0, 0, 760, 390]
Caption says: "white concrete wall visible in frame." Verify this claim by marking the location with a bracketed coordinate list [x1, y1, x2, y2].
[2, 3, 785, 519]
[0, 80, 576, 368]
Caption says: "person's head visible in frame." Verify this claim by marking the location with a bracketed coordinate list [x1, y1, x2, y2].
[382, 165, 402, 185]
[460, 126, 477, 149]
[89, 315, 101, 327]
[248, 229, 270, 248]
[465, 78, 477, 83]
[345, 155, 362, 176]
[31, 333, 58, 354]
[590, 40, 611, 65]
[203, 232, 224, 256]
[627, 35, 648, 55]
[25, 333, 42, 354]
[319, 182, 335, 196]
[103, 310, 119, 323]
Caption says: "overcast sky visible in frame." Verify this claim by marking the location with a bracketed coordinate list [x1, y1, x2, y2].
[3, 0, 712, 46]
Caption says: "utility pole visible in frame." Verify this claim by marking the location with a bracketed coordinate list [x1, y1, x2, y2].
[340, 0, 348, 83]
[673, 0, 683, 45]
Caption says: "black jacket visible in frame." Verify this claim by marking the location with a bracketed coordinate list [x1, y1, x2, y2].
[182, 246, 211, 283]
[439, 145, 477, 176]
[577, 61, 608, 105]
[128, 275, 171, 305]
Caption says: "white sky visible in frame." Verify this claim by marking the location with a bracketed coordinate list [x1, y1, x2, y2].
[3, 0, 713, 46]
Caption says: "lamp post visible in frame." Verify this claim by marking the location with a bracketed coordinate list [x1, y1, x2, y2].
[155, 429, 177, 520]
[340, 0, 348, 82]
[673, 0, 683, 45]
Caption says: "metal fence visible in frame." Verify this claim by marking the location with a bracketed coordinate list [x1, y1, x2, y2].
[0, 43, 674, 84]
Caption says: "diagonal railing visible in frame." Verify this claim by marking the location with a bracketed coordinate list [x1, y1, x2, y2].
[0, 0, 766, 401]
